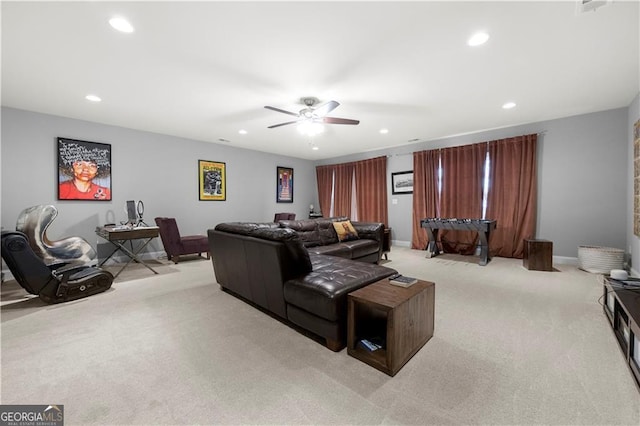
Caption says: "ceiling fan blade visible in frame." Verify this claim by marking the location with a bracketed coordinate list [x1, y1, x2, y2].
[268, 120, 300, 129]
[313, 100, 340, 117]
[322, 117, 360, 125]
[264, 106, 300, 118]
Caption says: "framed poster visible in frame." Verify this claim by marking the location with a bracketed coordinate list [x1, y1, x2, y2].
[277, 166, 294, 203]
[57, 137, 112, 200]
[391, 170, 414, 194]
[199, 160, 226, 201]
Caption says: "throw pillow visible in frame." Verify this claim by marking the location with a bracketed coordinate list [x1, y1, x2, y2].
[332, 220, 359, 242]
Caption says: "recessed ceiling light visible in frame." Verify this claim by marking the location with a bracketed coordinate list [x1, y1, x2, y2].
[109, 17, 134, 33]
[312, 146, 319, 151]
[467, 32, 489, 46]
[379, 128, 389, 134]
[85, 94, 102, 102]
[502, 102, 516, 109]
[238, 129, 247, 135]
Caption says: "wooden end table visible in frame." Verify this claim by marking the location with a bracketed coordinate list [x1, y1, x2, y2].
[347, 278, 435, 376]
[523, 239, 553, 271]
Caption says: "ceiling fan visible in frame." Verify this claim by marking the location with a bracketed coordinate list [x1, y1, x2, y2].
[264, 97, 360, 129]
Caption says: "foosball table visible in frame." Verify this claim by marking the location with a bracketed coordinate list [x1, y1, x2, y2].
[420, 218, 497, 266]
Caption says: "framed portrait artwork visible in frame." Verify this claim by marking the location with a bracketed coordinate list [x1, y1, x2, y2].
[199, 160, 226, 201]
[391, 171, 414, 195]
[276, 166, 294, 203]
[57, 137, 112, 201]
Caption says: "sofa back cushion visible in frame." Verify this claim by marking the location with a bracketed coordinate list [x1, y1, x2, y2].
[280, 217, 356, 246]
[250, 227, 313, 277]
[214, 222, 279, 236]
[315, 219, 339, 245]
[278, 220, 321, 247]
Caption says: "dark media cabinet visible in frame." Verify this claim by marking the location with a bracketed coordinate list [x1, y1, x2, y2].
[602, 277, 640, 391]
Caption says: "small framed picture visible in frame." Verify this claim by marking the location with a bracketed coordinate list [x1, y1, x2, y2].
[199, 160, 226, 201]
[57, 137, 112, 201]
[276, 166, 294, 203]
[391, 170, 414, 194]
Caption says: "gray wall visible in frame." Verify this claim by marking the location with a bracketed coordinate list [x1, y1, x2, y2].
[628, 93, 640, 275]
[1, 103, 634, 262]
[317, 107, 630, 260]
[1, 107, 318, 255]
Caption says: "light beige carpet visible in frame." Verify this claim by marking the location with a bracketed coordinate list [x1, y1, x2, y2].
[1, 248, 639, 425]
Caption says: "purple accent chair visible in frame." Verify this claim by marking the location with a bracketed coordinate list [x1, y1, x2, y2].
[274, 212, 296, 222]
[154, 217, 210, 264]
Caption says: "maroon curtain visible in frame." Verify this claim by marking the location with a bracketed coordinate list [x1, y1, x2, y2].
[355, 156, 388, 224]
[439, 143, 487, 254]
[333, 163, 355, 217]
[485, 134, 537, 258]
[411, 150, 440, 249]
[316, 165, 334, 217]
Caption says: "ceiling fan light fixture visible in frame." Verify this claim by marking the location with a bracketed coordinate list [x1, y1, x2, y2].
[298, 121, 324, 137]
[265, 98, 358, 130]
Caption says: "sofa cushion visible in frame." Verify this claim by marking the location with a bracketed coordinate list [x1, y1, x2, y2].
[332, 220, 359, 242]
[283, 254, 396, 322]
[307, 244, 352, 259]
[214, 222, 279, 235]
[279, 220, 321, 247]
[339, 239, 379, 259]
[315, 218, 339, 245]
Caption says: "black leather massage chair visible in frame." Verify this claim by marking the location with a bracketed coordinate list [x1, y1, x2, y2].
[1, 205, 113, 303]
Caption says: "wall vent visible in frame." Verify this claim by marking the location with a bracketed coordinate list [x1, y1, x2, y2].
[576, 0, 612, 13]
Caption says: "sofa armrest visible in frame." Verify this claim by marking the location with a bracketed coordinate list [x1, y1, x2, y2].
[352, 222, 384, 243]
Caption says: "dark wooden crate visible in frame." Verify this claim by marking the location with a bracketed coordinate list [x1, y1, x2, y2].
[523, 239, 553, 271]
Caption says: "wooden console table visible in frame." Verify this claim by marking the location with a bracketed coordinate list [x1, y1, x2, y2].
[95, 226, 159, 278]
[347, 278, 435, 376]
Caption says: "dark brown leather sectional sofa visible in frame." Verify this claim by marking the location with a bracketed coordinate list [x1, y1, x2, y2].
[208, 217, 396, 351]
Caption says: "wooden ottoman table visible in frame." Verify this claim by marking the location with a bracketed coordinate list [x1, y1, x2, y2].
[347, 278, 435, 376]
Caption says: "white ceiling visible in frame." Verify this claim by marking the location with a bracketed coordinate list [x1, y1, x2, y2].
[2, 1, 639, 160]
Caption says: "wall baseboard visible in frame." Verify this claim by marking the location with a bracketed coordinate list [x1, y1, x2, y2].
[553, 256, 578, 265]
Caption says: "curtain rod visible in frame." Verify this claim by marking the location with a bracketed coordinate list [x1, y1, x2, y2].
[387, 131, 547, 157]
